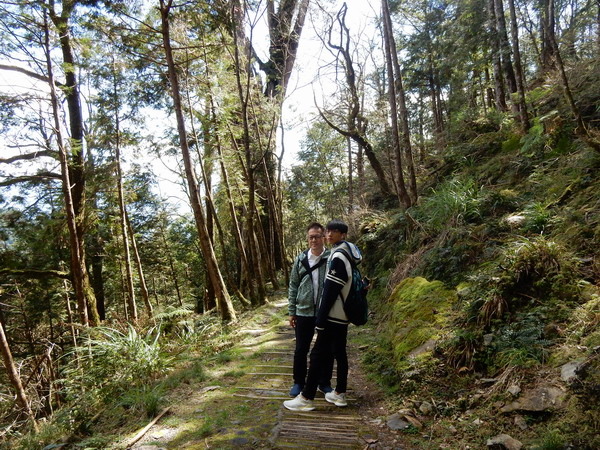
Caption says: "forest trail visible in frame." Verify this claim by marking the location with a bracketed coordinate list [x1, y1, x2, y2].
[122, 297, 403, 449]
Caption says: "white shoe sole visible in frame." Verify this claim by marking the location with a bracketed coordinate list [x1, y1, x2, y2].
[284, 403, 315, 411]
[325, 395, 347, 407]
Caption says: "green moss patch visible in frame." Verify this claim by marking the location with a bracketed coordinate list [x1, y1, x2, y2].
[387, 277, 457, 369]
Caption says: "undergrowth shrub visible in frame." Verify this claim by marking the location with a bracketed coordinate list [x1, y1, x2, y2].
[444, 329, 480, 371]
[521, 202, 553, 234]
[413, 178, 482, 233]
[118, 385, 164, 418]
[417, 227, 485, 284]
[60, 326, 173, 403]
[502, 236, 581, 302]
[479, 188, 522, 217]
[489, 312, 550, 369]
[466, 236, 581, 325]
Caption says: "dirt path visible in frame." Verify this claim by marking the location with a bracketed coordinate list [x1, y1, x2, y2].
[123, 298, 405, 449]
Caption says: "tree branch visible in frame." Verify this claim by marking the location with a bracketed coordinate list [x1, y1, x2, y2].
[0, 268, 70, 280]
[0, 150, 57, 164]
[0, 64, 63, 88]
[0, 173, 61, 187]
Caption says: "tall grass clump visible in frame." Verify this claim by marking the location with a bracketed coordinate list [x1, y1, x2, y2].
[60, 325, 173, 403]
[413, 178, 482, 233]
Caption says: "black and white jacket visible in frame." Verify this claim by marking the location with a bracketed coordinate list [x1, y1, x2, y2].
[315, 240, 362, 328]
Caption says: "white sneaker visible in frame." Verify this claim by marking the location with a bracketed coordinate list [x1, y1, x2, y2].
[283, 394, 315, 411]
[325, 391, 347, 407]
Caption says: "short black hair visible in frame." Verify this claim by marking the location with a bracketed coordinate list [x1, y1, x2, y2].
[326, 219, 348, 234]
[306, 222, 325, 233]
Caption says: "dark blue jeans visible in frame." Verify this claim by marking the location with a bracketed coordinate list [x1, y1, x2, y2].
[302, 322, 348, 400]
[294, 316, 333, 387]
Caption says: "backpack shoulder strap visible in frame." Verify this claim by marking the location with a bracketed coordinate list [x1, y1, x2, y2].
[299, 249, 310, 272]
[332, 247, 356, 270]
[299, 250, 327, 281]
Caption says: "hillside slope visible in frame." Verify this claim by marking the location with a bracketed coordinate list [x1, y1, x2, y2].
[354, 92, 600, 448]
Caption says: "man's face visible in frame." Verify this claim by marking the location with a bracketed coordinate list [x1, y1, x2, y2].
[307, 227, 325, 252]
[326, 228, 344, 245]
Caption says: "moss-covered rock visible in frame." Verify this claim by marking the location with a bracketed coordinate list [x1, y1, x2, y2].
[387, 277, 457, 370]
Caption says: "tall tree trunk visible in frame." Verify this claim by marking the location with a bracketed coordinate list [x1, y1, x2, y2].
[262, 0, 310, 273]
[597, 0, 600, 52]
[160, 0, 236, 321]
[494, 0, 518, 95]
[231, 3, 267, 306]
[428, 54, 444, 143]
[125, 212, 152, 317]
[507, 0, 530, 131]
[382, 0, 416, 207]
[0, 322, 38, 432]
[89, 233, 106, 321]
[44, 11, 92, 327]
[199, 28, 253, 301]
[48, 1, 98, 325]
[539, 0, 556, 72]
[488, 0, 508, 111]
[347, 136, 354, 212]
[214, 122, 253, 301]
[262, 0, 311, 99]
[113, 95, 138, 322]
[547, 24, 599, 150]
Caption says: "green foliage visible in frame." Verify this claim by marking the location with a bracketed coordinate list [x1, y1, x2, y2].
[443, 328, 480, 371]
[521, 202, 553, 233]
[61, 326, 173, 402]
[357, 210, 408, 275]
[162, 361, 207, 390]
[502, 236, 581, 302]
[530, 428, 567, 450]
[519, 119, 547, 157]
[492, 313, 550, 369]
[118, 385, 164, 418]
[284, 120, 349, 253]
[361, 338, 402, 394]
[412, 178, 482, 233]
[479, 188, 522, 217]
[418, 227, 485, 284]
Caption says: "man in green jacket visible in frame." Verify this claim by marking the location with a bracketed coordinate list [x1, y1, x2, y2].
[287, 222, 334, 397]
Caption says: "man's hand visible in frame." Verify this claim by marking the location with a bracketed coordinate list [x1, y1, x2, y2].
[289, 315, 297, 328]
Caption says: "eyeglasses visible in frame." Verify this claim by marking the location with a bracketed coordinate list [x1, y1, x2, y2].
[308, 235, 323, 240]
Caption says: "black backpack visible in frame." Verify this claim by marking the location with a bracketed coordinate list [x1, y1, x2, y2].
[334, 249, 369, 326]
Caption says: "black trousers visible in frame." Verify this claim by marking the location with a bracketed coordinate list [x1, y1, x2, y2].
[302, 322, 348, 400]
[293, 316, 333, 387]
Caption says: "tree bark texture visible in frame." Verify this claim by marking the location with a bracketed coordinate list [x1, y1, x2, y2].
[493, 0, 518, 95]
[540, 0, 557, 72]
[382, 0, 415, 208]
[47, 1, 99, 325]
[488, 0, 508, 111]
[507, 0, 530, 131]
[0, 322, 38, 431]
[160, 0, 236, 321]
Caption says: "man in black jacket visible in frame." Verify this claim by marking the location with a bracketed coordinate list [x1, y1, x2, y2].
[284, 219, 363, 411]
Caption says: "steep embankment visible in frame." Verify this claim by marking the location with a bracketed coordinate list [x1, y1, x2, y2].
[355, 120, 600, 448]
